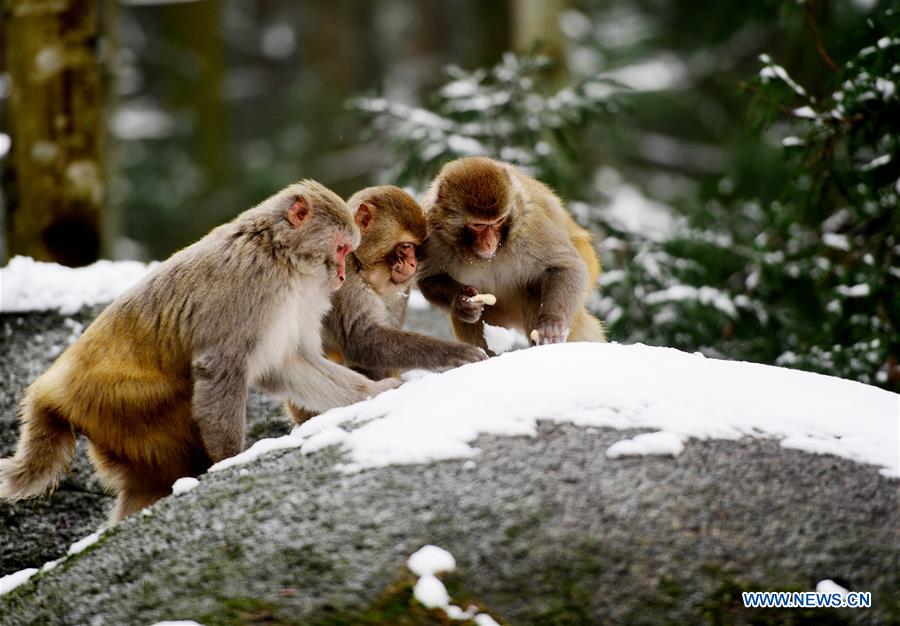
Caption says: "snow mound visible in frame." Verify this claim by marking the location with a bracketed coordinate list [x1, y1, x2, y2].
[289, 343, 898, 477]
[1, 256, 154, 314]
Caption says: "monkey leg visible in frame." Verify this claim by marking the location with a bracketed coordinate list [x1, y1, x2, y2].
[568, 308, 607, 342]
[285, 401, 319, 426]
[89, 442, 202, 523]
[450, 316, 489, 352]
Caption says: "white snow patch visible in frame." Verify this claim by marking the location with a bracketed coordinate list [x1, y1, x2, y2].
[822, 233, 850, 250]
[301, 427, 350, 454]
[208, 434, 302, 473]
[0, 568, 38, 596]
[283, 343, 899, 478]
[149, 622, 204, 626]
[413, 574, 450, 609]
[606, 431, 686, 458]
[1, 256, 154, 314]
[606, 53, 687, 91]
[816, 579, 850, 596]
[0, 132, 10, 159]
[836, 283, 871, 298]
[483, 323, 529, 355]
[585, 183, 681, 241]
[474, 615, 502, 626]
[782, 136, 804, 147]
[645, 285, 737, 317]
[407, 545, 456, 577]
[171, 477, 200, 495]
[792, 106, 817, 119]
[67, 530, 103, 556]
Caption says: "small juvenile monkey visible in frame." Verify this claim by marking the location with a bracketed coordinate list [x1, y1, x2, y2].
[286, 186, 485, 425]
[0, 180, 397, 522]
[418, 157, 605, 351]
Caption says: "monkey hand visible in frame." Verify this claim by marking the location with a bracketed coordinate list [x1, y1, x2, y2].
[371, 377, 402, 395]
[531, 316, 570, 345]
[453, 286, 485, 323]
[446, 343, 489, 367]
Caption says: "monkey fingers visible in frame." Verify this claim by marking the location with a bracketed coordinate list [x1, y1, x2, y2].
[453, 286, 485, 323]
[531, 319, 570, 345]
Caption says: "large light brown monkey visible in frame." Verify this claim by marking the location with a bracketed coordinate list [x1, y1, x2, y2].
[0, 180, 397, 522]
[417, 157, 605, 352]
[286, 186, 485, 425]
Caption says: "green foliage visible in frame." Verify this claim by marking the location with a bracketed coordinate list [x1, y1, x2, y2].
[350, 52, 621, 197]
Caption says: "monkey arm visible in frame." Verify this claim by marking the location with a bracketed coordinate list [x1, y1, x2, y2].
[536, 262, 590, 340]
[276, 353, 396, 413]
[342, 323, 485, 373]
[191, 355, 249, 463]
[416, 271, 464, 311]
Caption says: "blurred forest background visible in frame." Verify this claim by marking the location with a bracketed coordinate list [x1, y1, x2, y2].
[0, 0, 897, 391]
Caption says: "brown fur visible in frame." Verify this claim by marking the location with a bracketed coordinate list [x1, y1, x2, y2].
[286, 186, 485, 426]
[0, 180, 398, 522]
[418, 157, 606, 350]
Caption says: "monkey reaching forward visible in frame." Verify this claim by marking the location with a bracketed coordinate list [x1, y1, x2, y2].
[418, 157, 606, 351]
[0, 180, 397, 522]
[286, 186, 486, 425]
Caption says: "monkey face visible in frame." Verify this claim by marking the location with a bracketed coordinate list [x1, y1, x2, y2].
[463, 216, 507, 259]
[389, 241, 418, 284]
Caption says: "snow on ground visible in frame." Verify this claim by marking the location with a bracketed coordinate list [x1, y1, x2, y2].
[606, 431, 686, 458]
[406, 545, 501, 623]
[0, 527, 106, 596]
[0, 256, 154, 314]
[171, 477, 200, 496]
[0, 568, 38, 596]
[213, 343, 897, 479]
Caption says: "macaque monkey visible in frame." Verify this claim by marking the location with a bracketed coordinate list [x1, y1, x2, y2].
[0, 181, 397, 522]
[418, 157, 606, 351]
[286, 186, 486, 425]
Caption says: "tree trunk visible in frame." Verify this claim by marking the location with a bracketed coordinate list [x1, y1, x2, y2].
[3, 0, 105, 267]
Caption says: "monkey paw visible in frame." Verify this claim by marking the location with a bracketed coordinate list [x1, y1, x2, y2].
[532, 318, 570, 345]
[453, 286, 485, 323]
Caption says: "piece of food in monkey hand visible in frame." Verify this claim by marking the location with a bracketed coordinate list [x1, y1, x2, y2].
[530, 329, 541, 344]
[467, 293, 497, 305]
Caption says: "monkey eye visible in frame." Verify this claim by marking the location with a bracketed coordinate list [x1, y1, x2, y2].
[336, 243, 350, 255]
[469, 224, 490, 232]
[398, 242, 416, 252]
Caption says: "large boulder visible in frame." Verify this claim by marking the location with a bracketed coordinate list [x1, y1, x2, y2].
[0, 422, 897, 625]
[1, 261, 896, 625]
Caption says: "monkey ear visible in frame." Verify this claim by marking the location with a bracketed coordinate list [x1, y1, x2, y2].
[355, 203, 374, 233]
[287, 196, 310, 228]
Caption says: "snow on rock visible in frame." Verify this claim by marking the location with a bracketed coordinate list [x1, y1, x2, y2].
[816, 579, 850, 596]
[483, 323, 529, 354]
[406, 545, 502, 624]
[0, 256, 154, 314]
[0, 568, 38, 597]
[413, 574, 451, 609]
[407, 545, 457, 577]
[606, 431, 686, 458]
[171, 477, 200, 496]
[148, 622, 204, 626]
[67, 530, 104, 556]
[285, 343, 898, 478]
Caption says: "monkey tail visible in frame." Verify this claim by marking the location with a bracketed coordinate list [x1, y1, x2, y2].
[0, 393, 76, 500]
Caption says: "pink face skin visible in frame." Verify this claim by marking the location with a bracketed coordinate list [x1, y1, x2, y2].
[391, 242, 417, 284]
[467, 216, 507, 259]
